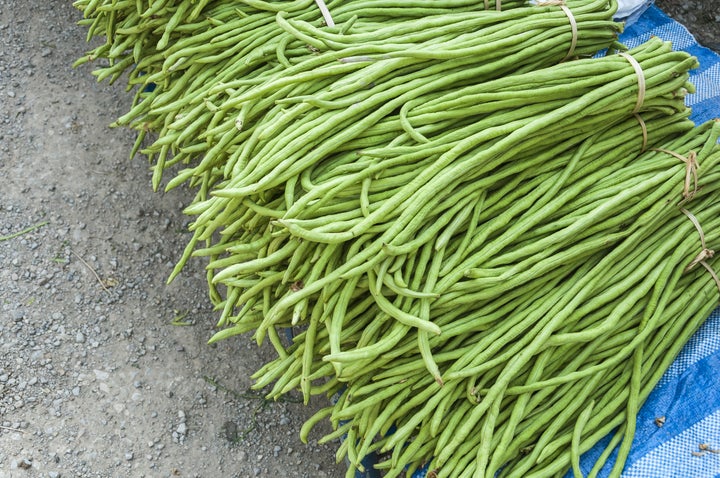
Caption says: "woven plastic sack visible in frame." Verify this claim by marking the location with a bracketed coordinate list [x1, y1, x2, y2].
[615, 0, 654, 25]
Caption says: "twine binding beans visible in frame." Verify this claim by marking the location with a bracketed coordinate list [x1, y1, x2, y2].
[619, 52, 647, 114]
[635, 114, 648, 152]
[652, 148, 699, 201]
[680, 208, 720, 297]
[535, 2, 578, 61]
[619, 51, 649, 152]
[314, 0, 335, 27]
[649, 148, 715, 292]
[559, 5, 578, 60]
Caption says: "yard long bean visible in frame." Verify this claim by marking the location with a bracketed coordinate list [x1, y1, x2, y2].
[74, 2, 720, 477]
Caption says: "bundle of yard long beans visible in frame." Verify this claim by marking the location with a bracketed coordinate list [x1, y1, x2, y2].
[74, 0, 619, 191]
[283, 119, 720, 478]
[75, 0, 533, 188]
[242, 85, 718, 476]
[73, 0, 720, 477]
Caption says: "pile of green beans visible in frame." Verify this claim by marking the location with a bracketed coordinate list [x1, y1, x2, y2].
[203, 39, 710, 474]
[74, 1, 720, 477]
[199, 38, 695, 349]
[286, 121, 720, 478]
[251, 108, 700, 392]
[74, 0, 619, 191]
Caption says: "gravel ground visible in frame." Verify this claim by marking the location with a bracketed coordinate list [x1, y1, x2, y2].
[655, 0, 720, 52]
[0, 2, 717, 478]
[0, 2, 344, 477]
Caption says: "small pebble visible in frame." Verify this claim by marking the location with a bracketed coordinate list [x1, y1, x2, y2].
[222, 421, 238, 442]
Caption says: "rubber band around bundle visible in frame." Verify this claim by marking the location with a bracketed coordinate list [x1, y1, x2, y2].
[560, 5, 578, 61]
[652, 148, 699, 201]
[484, 0, 502, 10]
[534, 1, 577, 60]
[635, 113, 648, 152]
[680, 208, 720, 297]
[619, 52, 646, 114]
[314, 0, 335, 28]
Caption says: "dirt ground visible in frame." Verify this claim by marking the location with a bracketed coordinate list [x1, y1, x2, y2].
[655, 0, 720, 51]
[0, 1, 344, 477]
[0, 2, 717, 478]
